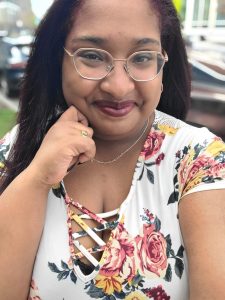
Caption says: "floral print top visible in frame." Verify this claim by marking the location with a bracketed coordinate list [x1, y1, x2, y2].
[1, 110, 225, 300]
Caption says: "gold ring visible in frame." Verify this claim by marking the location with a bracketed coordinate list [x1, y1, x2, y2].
[81, 130, 88, 137]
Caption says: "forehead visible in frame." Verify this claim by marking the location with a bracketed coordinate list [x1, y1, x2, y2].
[66, 0, 161, 48]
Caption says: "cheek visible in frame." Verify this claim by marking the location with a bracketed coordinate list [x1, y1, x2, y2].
[139, 78, 162, 104]
[62, 61, 97, 105]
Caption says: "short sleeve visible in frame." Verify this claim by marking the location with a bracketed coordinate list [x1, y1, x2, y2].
[176, 129, 225, 199]
[0, 125, 18, 178]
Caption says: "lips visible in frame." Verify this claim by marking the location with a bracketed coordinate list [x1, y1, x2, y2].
[94, 100, 136, 117]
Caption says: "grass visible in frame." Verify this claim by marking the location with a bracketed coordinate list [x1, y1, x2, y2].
[0, 108, 17, 138]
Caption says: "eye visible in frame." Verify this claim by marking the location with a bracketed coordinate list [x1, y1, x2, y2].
[131, 52, 154, 64]
[78, 50, 104, 62]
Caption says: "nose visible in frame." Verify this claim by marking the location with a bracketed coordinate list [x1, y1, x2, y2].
[99, 62, 135, 99]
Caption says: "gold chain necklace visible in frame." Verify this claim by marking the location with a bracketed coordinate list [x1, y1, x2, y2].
[92, 118, 149, 164]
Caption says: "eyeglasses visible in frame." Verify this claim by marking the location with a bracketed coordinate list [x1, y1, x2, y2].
[64, 47, 168, 82]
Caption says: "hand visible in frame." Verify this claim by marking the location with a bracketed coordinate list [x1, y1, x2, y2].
[28, 106, 96, 187]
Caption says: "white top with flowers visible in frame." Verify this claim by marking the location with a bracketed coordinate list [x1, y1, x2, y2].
[1, 110, 225, 300]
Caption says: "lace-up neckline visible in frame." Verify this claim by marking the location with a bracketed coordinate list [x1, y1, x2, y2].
[65, 194, 120, 280]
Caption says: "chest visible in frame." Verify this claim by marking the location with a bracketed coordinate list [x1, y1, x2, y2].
[64, 160, 136, 213]
[63, 160, 137, 264]
[31, 169, 189, 300]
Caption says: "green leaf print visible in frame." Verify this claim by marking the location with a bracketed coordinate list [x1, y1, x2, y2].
[168, 191, 179, 204]
[138, 165, 144, 181]
[154, 216, 161, 231]
[147, 169, 154, 184]
[70, 271, 77, 284]
[165, 234, 172, 257]
[193, 143, 205, 160]
[61, 260, 69, 270]
[0, 144, 10, 163]
[144, 161, 155, 167]
[48, 260, 78, 285]
[86, 284, 105, 298]
[57, 270, 70, 280]
[164, 263, 172, 282]
[114, 291, 127, 299]
[130, 272, 145, 288]
[48, 262, 61, 273]
[176, 245, 185, 258]
[175, 257, 184, 279]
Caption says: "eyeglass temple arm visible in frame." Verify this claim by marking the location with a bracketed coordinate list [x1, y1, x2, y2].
[162, 49, 169, 62]
[64, 47, 73, 57]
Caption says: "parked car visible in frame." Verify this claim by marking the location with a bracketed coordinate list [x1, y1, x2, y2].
[0, 35, 33, 97]
[187, 45, 225, 140]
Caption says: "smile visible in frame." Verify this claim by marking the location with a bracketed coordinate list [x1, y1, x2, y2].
[94, 100, 136, 117]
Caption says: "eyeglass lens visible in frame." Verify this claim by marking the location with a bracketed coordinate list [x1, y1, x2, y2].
[73, 49, 166, 81]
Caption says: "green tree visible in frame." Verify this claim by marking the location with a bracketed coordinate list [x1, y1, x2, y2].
[173, 0, 185, 21]
[173, 0, 183, 13]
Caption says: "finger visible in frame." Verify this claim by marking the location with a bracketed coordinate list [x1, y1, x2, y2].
[77, 109, 89, 126]
[58, 106, 88, 125]
[73, 123, 94, 138]
[74, 139, 96, 164]
[67, 158, 80, 172]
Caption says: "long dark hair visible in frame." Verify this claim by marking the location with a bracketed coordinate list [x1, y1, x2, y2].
[0, 0, 190, 193]
[151, 0, 191, 118]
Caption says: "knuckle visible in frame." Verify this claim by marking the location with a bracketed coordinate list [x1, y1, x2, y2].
[88, 127, 94, 136]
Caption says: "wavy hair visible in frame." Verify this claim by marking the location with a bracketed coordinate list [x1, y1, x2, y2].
[0, 0, 190, 193]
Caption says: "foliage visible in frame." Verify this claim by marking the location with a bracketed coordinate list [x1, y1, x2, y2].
[0, 108, 16, 137]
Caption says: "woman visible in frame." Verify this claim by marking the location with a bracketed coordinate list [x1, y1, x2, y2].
[0, 0, 225, 299]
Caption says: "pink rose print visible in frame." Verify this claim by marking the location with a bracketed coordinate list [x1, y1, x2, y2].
[209, 162, 225, 177]
[100, 223, 136, 282]
[144, 285, 170, 300]
[0, 138, 5, 145]
[28, 279, 41, 300]
[155, 153, 165, 165]
[0, 132, 10, 145]
[140, 130, 165, 161]
[136, 223, 168, 278]
[179, 153, 210, 185]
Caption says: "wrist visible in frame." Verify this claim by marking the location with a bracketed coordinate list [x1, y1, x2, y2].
[21, 165, 54, 192]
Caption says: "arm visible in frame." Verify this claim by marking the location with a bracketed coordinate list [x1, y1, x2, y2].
[179, 189, 225, 300]
[0, 168, 50, 300]
[0, 106, 95, 300]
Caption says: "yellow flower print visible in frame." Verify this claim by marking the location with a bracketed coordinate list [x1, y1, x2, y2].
[95, 274, 123, 295]
[125, 290, 148, 300]
[0, 162, 4, 169]
[179, 147, 195, 171]
[206, 140, 225, 156]
[158, 124, 178, 135]
[182, 169, 205, 195]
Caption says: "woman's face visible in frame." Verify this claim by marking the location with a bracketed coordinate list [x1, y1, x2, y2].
[62, 0, 163, 141]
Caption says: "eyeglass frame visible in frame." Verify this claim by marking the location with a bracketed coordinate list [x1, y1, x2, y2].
[64, 47, 169, 82]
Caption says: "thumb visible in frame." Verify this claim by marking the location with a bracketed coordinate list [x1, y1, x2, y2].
[58, 106, 88, 126]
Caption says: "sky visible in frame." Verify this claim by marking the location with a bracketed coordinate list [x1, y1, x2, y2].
[30, 0, 53, 20]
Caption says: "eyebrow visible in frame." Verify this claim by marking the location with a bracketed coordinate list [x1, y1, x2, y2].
[134, 38, 160, 47]
[71, 36, 105, 46]
[71, 36, 160, 47]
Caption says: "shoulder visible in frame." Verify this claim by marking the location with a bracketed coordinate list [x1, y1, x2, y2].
[153, 110, 223, 149]
[140, 110, 224, 166]
[153, 110, 225, 195]
[154, 110, 215, 138]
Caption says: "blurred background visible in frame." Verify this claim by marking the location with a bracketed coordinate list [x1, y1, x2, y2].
[0, 0, 224, 140]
